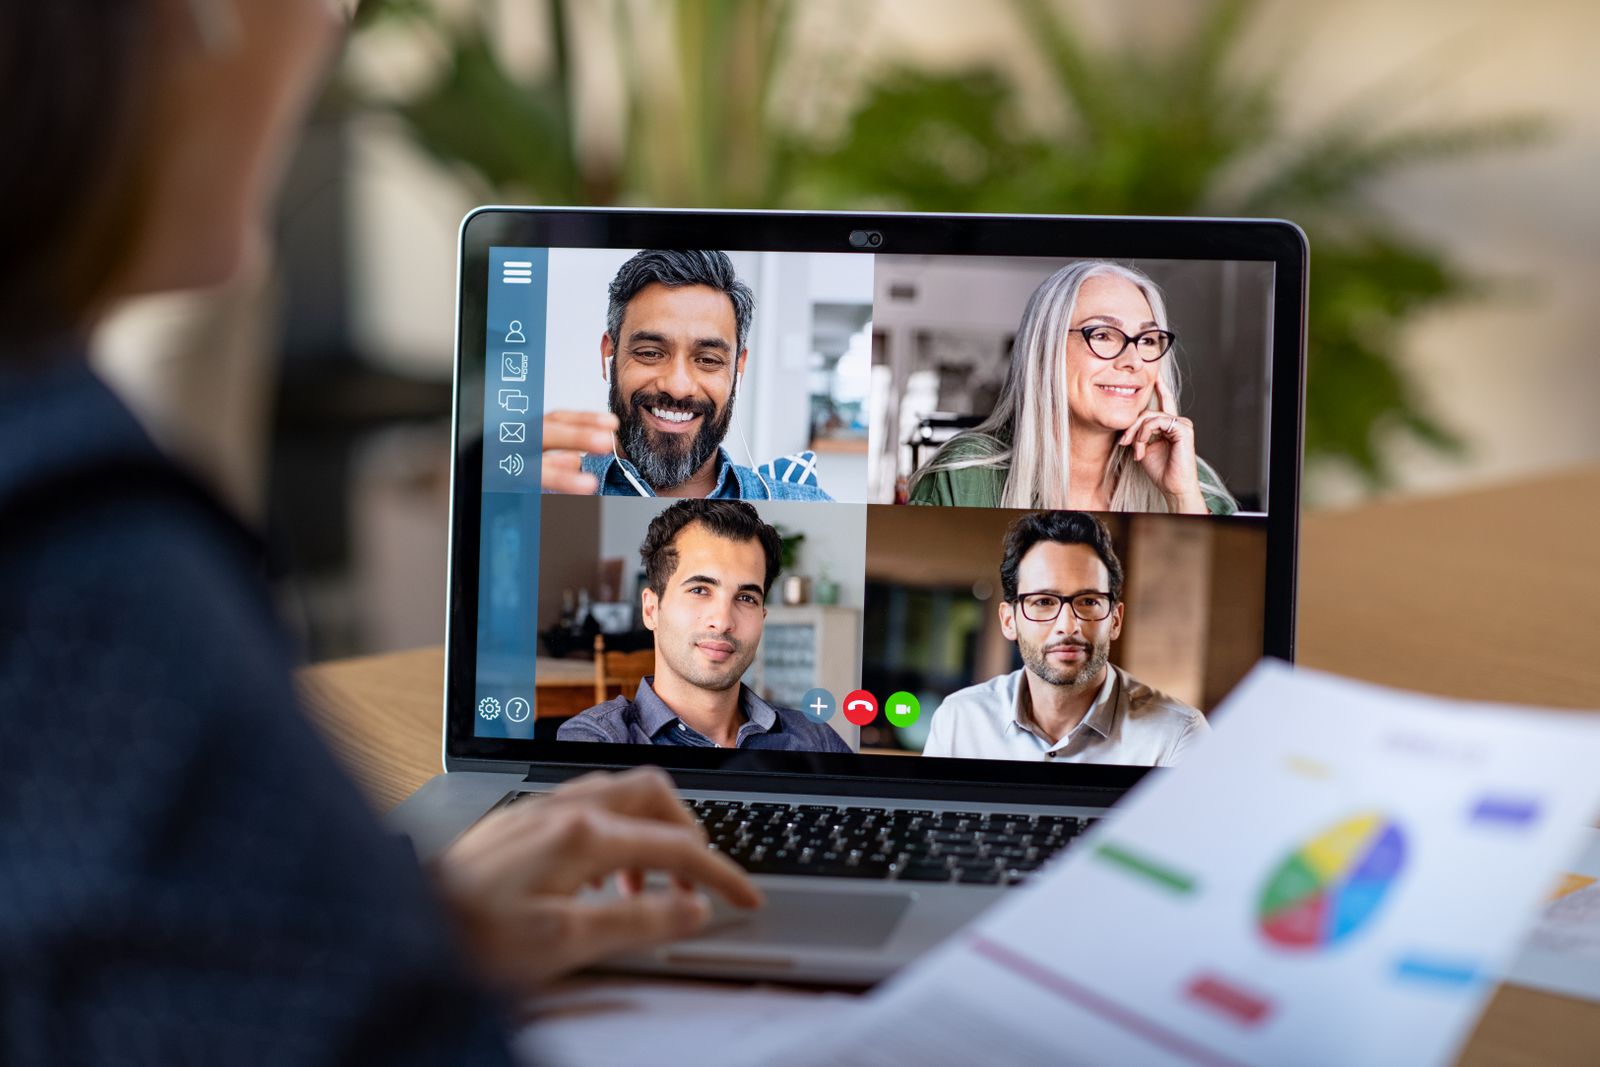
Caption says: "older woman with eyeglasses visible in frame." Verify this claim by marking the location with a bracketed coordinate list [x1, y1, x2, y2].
[908, 261, 1237, 514]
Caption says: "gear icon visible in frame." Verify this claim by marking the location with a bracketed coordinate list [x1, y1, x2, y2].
[478, 697, 501, 721]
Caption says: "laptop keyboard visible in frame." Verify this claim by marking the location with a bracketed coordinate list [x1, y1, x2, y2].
[687, 799, 1097, 885]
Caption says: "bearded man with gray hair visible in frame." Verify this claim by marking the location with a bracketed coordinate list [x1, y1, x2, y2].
[540, 249, 833, 500]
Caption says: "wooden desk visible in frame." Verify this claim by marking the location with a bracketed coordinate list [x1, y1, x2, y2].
[298, 468, 1600, 1065]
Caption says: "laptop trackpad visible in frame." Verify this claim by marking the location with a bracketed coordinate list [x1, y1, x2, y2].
[697, 888, 910, 949]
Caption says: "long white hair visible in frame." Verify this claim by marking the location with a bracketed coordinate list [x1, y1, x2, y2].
[910, 260, 1231, 512]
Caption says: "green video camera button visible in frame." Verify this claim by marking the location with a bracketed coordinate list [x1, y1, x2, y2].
[884, 691, 921, 728]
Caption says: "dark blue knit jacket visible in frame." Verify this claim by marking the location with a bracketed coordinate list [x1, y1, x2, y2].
[0, 351, 514, 1065]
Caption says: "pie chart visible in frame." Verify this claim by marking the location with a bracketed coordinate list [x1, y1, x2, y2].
[1258, 812, 1406, 949]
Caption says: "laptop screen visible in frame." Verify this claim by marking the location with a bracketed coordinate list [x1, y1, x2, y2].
[452, 212, 1303, 792]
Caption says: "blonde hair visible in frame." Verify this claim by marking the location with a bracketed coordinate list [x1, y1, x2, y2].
[910, 260, 1233, 512]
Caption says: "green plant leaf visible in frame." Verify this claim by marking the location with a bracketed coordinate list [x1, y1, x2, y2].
[391, 31, 583, 202]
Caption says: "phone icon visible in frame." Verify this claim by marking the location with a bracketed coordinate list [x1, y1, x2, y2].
[501, 352, 528, 381]
[843, 689, 878, 727]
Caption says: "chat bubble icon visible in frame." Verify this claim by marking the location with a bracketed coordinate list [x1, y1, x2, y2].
[498, 388, 529, 414]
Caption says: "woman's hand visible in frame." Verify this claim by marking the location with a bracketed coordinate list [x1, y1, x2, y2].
[432, 767, 762, 997]
[1118, 378, 1207, 514]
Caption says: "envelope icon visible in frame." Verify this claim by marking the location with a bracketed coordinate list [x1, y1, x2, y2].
[499, 422, 526, 443]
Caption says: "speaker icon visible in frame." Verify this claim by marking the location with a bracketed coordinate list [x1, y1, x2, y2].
[498, 453, 525, 477]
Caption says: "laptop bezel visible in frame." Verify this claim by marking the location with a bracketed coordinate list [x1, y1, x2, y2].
[443, 207, 1306, 799]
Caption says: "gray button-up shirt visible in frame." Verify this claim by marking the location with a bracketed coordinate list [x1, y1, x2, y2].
[557, 676, 853, 753]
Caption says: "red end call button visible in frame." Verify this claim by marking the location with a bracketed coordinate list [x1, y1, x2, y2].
[843, 689, 878, 726]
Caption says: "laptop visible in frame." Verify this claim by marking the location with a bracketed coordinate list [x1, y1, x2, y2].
[390, 208, 1307, 984]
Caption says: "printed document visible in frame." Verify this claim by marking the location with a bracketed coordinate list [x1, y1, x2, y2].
[752, 662, 1600, 1067]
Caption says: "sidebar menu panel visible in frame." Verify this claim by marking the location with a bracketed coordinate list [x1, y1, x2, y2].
[473, 248, 546, 738]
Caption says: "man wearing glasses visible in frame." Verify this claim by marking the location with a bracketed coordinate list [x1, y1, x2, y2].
[922, 511, 1209, 765]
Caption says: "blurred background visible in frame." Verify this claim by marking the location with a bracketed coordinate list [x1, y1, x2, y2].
[91, 0, 1600, 661]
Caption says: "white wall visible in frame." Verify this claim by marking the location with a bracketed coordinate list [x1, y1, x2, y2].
[544, 247, 630, 414]
[760, 500, 868, 609]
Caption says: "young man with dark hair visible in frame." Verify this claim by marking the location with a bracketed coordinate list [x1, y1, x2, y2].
[923, 511, 1208, 765]
[559, 500, 851, 752]
[539, 250, 833, 500]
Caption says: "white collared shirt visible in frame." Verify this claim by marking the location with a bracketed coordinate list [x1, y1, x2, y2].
[922, 664, 1208, 766]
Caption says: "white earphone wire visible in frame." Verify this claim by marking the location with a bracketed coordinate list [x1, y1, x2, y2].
[605, 354, 650, 495]
[730, 371, 773, 499]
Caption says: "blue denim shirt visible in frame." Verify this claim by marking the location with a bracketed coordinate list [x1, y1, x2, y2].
[579, 447, 833, 501]
[558, 677, 853, 753]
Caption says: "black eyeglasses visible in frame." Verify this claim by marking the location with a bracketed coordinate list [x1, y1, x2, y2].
[1075, 325, 1176, 362]
[1013, 591, 1115, 623]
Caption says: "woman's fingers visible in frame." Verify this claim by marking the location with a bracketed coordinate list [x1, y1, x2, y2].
[1115, 410, 1204, 509]
[1120, 411, 1192, 463]
[507, 770, 719, 900]
[1119, 411, 1163, 454]
[522, 805, 762, 908]
[1118, 410, 1155, 448]
[1121, 411, 1189, 444]
[577, 817, 760, 909]
[434, 792, 762, 995]
[616, 867, 692, 895]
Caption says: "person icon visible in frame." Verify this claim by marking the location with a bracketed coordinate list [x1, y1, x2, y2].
[504, 320, 526, 344]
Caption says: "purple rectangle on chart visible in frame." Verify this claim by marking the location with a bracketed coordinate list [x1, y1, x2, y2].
[1470, 796, 1541, 827]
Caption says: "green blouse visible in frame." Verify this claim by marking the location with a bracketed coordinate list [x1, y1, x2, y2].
[906, 436, 1238, 515]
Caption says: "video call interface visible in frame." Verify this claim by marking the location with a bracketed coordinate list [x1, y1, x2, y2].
[472, 245, 1276, 772]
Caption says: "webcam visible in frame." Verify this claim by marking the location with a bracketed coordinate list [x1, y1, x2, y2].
[848, 229, 884, 249]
